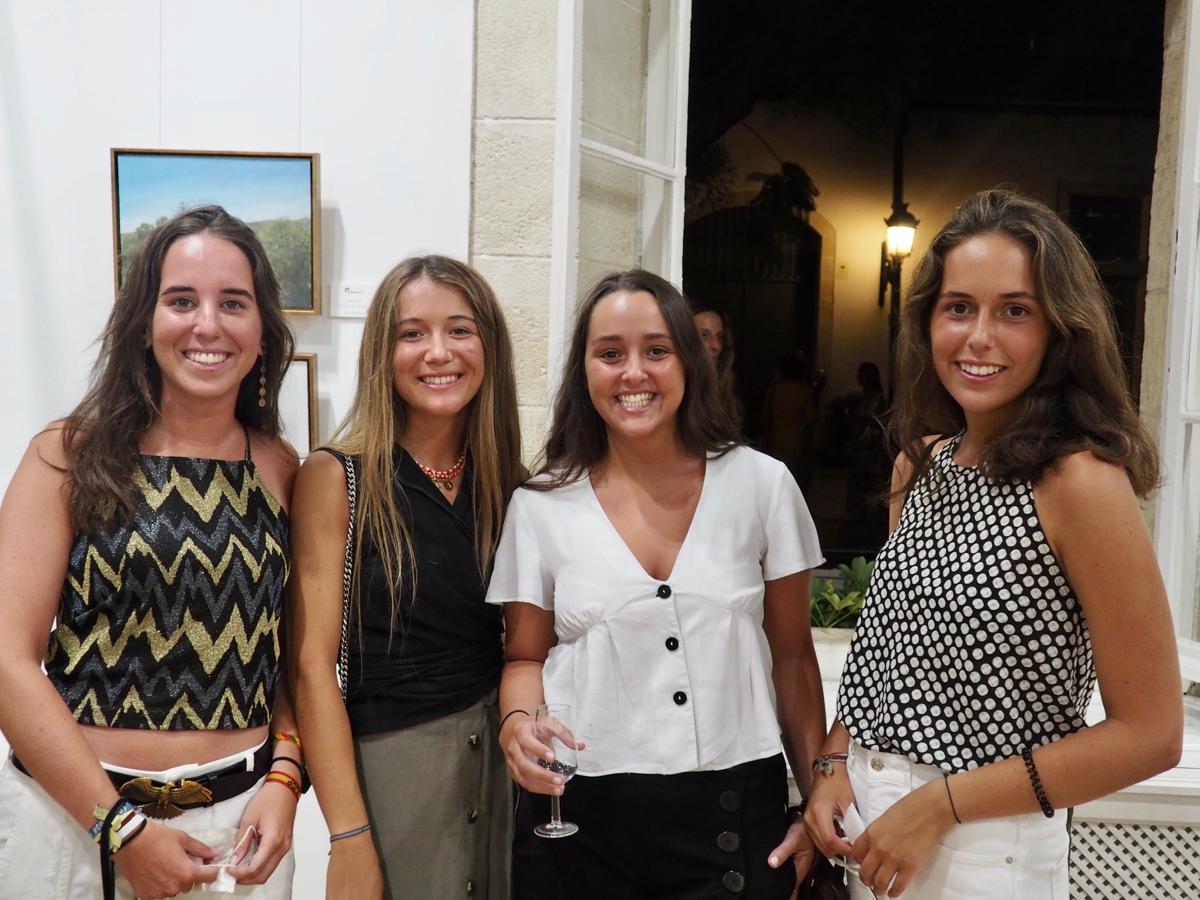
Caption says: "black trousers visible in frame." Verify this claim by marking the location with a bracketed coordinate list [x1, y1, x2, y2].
[513, 754, 795, 900]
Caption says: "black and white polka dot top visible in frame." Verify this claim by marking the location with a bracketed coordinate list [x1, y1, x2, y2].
[836, 435, 1095, 772]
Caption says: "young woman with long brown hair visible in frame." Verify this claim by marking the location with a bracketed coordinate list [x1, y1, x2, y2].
[0, 206, 302, 898]
[805, 190, 1182, 899]
[289, 255, 522, 898]
[489, 270, 826, 899]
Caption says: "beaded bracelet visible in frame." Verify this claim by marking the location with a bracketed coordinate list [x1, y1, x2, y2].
[265, 770, 302, 801]
[812, 752, 849, 778]
[1020, 748, 1054, 818]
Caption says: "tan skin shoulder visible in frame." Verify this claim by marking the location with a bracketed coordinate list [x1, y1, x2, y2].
[247, 431, 301, 513]
[1033, 450, 1138, 560]
[29, 420, 73, 471]
[888, 434, 946, 532]
[287, 449, 351, 552]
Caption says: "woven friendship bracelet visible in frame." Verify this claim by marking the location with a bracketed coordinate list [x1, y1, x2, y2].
[811, 752, 849, 778]
[265, 770, 302, 801]
[272, 731, 302, 750]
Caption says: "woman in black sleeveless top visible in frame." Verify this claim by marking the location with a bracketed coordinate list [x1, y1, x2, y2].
[805, 191, 1181, 898]
[0, 206, 302, 898]
[289, 256, 522, 898]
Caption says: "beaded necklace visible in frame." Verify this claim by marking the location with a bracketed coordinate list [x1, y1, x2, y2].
[411, 450, 466, 492]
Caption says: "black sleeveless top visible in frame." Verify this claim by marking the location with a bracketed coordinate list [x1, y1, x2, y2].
[338, 448, 503, 735]
[837, 435, 1096, 772]
[45, 432, 289, 730]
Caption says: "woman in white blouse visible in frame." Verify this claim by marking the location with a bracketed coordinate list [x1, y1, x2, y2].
[487, 270, 827, 899]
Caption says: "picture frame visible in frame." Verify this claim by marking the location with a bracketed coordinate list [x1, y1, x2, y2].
[111, 148, 322, 314]
[280, 353, 319, 457]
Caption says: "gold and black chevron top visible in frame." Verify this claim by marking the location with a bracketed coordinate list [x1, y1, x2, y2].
[44, 452, 289, 730]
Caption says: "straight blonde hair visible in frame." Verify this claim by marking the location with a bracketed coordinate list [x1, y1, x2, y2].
[330, 256, 522, 636]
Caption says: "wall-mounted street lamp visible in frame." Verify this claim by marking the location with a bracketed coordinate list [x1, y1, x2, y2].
[878, 111, 918, 375]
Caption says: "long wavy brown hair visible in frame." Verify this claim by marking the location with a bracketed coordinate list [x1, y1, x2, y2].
[891, 189, 1158, 498]
[329, 256, 522, 632]
[63, 205, 293, 530]
[534, 269, 740, 488]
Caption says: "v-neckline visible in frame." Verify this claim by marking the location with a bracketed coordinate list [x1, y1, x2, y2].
[585, 456, 711, 584]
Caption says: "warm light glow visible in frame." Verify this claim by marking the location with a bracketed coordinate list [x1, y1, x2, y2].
[887, 224, 916, 258]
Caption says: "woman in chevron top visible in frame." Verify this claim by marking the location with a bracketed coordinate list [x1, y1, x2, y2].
[0, 206, 302, 898]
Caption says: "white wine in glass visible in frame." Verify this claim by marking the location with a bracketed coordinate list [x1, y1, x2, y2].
[533, 703, 579, 838]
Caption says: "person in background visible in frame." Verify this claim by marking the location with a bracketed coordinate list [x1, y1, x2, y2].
[691, 301, 742, 430]
[0, 206, 302, 899]
[806, 190, 1182, 898]
[289, 256, 522, 899]
[491, 270, 826, 899]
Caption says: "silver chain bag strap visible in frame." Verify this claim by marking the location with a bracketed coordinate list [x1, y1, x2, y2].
[335, 451, 357, 702]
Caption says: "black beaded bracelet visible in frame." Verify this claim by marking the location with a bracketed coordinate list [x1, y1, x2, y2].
[1021, 747, 1054, 818]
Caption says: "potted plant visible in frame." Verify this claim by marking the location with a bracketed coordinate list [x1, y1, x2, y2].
[810, 556, 873, 638]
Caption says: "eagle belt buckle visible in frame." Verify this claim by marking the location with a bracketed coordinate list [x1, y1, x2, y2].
[118, 776, 214, 819]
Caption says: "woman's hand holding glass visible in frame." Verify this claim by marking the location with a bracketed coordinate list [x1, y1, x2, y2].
[499, 708, 585, 797]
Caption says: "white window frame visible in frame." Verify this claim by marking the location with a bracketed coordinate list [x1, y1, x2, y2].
[1155, 0, 1200, 682]
[547, 0, 692, 407]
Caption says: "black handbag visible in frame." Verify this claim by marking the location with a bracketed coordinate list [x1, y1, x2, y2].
[798, 857, 850, 900]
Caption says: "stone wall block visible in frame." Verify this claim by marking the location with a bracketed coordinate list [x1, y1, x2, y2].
[472, 254, 551, 406]
[473, 121, 556, 257]
[476, 0, 557, 119]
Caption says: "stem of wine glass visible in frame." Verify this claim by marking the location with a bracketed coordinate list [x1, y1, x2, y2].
[549, 793, 563, 826]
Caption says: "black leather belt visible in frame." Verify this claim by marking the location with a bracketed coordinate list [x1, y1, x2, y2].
[11, 740, 271, 819]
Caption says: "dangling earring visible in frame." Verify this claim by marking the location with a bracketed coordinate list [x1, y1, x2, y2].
[258, 358, 267, 408]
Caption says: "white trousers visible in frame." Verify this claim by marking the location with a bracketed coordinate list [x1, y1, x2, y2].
[846, 742, 1070, 900]
[0, 751, 294, 900]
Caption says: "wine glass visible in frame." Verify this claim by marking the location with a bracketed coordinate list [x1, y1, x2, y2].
[533, 703, 580, 838]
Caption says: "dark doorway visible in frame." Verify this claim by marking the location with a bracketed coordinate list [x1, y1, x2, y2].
[683, 0, 1166, 564]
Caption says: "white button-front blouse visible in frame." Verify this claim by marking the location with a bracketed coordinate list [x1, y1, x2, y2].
[486, 445, 823, 776]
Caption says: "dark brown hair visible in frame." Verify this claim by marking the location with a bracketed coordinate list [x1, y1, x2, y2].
[891, 189, 1158, 497]
[63, 205, 294, 530]
[535, 270, 740, 487]
[689, 299, 742, 429]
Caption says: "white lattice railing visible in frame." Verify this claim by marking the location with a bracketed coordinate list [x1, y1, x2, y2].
[1071, 821, 1200, 899]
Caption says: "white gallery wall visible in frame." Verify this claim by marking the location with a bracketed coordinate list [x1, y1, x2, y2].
[0, 1, 475, 895]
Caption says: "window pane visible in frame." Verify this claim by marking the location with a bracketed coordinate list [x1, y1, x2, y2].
[580, 0, 678, 167]
[577, 153, 674, 300]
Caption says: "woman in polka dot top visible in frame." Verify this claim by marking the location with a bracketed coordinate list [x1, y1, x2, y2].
[804, 190, 1182, 899]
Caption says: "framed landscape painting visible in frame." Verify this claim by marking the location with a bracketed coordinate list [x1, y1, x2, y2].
[111, 149, 321, 314]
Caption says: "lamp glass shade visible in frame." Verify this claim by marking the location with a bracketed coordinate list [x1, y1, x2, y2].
[886, 224, 916, 258]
